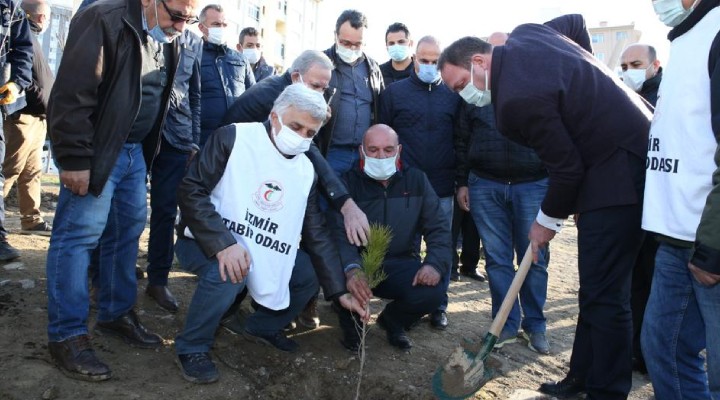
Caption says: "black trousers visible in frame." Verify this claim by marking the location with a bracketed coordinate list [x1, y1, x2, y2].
[451, 199, 481, 273]
[569, 202, 644, 399]
[630, 233, 658, 365]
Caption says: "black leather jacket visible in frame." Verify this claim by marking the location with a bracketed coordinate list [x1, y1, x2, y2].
[176, 124, 347, 300]
[317, 45, 384, 155]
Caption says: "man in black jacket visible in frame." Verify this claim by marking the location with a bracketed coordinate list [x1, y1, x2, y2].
[0, 0, 33, 261]
[317, 9, 384, 175]
[174, 84, 366, 383]
[3, 0, 52, 236]
[332, 124, 451, 351]
[379, 36, 460, 330]
[439, 14, 651, 399]
[620, 44, 662, 107]
[46, 0, 199, 382]
[619, 42, 663, 374]
[379, 22, 414, 85]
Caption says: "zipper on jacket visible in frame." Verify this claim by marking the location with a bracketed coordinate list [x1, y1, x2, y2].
[383, 189, 388, 225]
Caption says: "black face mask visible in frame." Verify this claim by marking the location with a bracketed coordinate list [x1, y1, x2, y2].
[28, 19, 42, 34]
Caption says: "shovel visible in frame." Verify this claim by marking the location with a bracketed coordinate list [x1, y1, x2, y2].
[432, 244, 534, 399]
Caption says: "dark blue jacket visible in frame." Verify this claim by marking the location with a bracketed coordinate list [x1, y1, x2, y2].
[222, 70, 291, 125]
[330, 165, 451, 276]
[0, 0, 33, 118]
[492, 14, 651, 217]
[455, 103, 546, 186]
[252, 56, 275, 82]
[199, 41, 255, 146]
[379, 69, 460, 198]
[162, 30, 202, 152]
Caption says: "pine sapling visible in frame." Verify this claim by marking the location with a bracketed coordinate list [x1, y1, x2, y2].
[354, 223, 392, 400]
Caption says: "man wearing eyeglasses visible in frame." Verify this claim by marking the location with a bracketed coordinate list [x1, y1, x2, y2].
[197, 4, 255, 147]
[318, 9, 384, 177]
[45, 0, 199, 382]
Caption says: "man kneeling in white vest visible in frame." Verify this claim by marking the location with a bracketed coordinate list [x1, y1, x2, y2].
[172, 83, 368, 384]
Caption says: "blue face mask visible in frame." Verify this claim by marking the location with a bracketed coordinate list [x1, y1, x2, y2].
[387, 44, 410, 62]
[417, 63, 440, 83]
[143, 0, 179, 43]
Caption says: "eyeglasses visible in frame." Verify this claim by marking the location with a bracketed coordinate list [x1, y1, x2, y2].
[160, 0, 199, 25]
[337, 38, 363, 50]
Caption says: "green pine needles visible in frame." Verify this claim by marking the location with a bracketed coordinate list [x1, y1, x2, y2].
[359, 223, 392, 288]
[354, 223, 392, 400]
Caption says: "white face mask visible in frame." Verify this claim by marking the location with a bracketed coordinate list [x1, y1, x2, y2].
[336, 43, 362, 64]
[362, 147, 399, 180]
[653, 0, 699, 27]
[273, 114, 313, 156]
[207, 27, 225, 45]
[459, 63, 491, 107]
[622, 68, 650, 92]
[244, 48, 260, 64]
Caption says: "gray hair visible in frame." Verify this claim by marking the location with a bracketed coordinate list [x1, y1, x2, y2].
[199, 4, 223, 24]
[22, 0, 50, 17]
[272, 83, 327, 123]
[289, 50, 333, 75]
[416, 35, 440, 50]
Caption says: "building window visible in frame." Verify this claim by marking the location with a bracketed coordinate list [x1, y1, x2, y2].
[591, 33, 604, 44]
[616, 31, 628, 41]
[596, 52, 605, 61]
[248, 3, 260, 22]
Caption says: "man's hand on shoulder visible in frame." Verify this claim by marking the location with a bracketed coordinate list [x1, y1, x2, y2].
[60, 170, 91, 196]
[216, 243, 252, 284]
[341, 198, 370, 246]
[412, 265, 441, 287]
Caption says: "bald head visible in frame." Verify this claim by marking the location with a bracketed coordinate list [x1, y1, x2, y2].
[22, 0, 50, 31]
[363, 124, 398, 148]
[487, 32, 508, 47]
[620, 44, 660, 79]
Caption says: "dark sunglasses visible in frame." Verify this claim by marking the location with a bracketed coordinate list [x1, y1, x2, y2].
[160, 0, 199, 24]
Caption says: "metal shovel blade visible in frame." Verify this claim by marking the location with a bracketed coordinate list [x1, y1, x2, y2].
[432, 244, 534, 399]
[432, 332, 498, 399]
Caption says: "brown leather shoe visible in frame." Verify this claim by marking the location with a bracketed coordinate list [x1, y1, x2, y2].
[297, 297, 320, 329]
[48, 335, 111, 381]
[145, 285, 179, 313]
[94, 310, 164, 349]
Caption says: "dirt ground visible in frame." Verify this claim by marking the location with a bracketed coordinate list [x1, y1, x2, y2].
[0, 178, 655, 400]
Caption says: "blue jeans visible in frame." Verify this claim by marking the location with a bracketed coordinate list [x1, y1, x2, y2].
[0, 124, 8, 240]
[147, 139, 190, 286]
[467, 174, 549, 335]
[46, 143, 148, 341]
[174, 238, 318, 355]
[325, 145, 360, 177]
[642, 242, 720, 399]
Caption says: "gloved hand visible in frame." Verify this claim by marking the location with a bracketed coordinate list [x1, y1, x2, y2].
[0, 82, 20, 105]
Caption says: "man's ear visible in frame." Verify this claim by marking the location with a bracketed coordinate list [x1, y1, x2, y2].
[358, 145, 365, 170]
[236, 44, 243, 52]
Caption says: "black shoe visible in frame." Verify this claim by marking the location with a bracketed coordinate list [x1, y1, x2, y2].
[377, 313, 412, 350]
[242, 328, 299, 352]
[539, 376, 585, 397]
[430, 310, 448, 330]
[0, 241, 20, 261]
[177, 352, 219, 384]
[94, 310, 164, 349]
[145, 285, 179, 313]
[48, 335, 111, 382]
[460, 270, 486, 282]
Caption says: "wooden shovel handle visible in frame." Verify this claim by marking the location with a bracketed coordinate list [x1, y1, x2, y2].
[488, 244, 534, 337]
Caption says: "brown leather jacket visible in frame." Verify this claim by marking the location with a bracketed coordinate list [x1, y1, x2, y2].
[47, 0, 180, 196]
